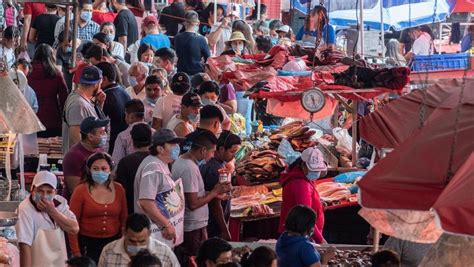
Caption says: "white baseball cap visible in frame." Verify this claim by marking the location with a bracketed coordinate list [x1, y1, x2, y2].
[301, 147, 327, 172]
[32, 171, 57, 189]
[276, 25, 290, 34]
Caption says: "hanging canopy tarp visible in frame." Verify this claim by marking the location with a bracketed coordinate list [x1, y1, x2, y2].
[359, 79, 474, 149]
[323, 0, 453, 31]
[0, 74, 45, 134]
[358, 99, 474, 243]
[451, 0, 474, 13]
[433, 152, 474, 236]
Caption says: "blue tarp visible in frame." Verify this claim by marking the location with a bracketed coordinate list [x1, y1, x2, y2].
[292, 0, 454, 31]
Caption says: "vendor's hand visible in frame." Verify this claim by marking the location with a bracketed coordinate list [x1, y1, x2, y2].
[216, 193, 231, 201]
[212, 182, 231, 195]
[220, 17, 230, 28]
[220, 229, 232, 241]
[161, 223, 176, 244]
[321, 246, 337, 265]
[37, 198, 58, 216]
[95, 90, 106, 105]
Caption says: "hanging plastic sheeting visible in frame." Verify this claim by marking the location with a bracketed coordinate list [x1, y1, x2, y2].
[419, 233, 474, 266]
[0, 73, 45, 201]
[324, 0, 453, 31]
[0, 74, 45, 134]
[357, 101, 474, 243]
[359, 79, 474, 149]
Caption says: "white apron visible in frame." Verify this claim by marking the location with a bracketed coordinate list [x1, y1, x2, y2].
[30, 228, 67, 267]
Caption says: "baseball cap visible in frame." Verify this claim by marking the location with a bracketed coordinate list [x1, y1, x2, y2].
[80, 116, 110, 134]
[93, 32, 112, 44]
[152, 128, 185, 146]
[301, 147, 327, 172]
[32, 171, 57, 189]
[143, 15, 159, 26]
[172, 72, 190, 85]
[181, 92, 202, 107]
[276, 25, 290, 33]
[80, 65, 103, 85]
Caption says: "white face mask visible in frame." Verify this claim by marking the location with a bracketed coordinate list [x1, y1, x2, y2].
[231, 43, 244, 54]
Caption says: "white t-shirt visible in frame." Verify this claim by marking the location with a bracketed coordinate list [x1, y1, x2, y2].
[110, 41, 125, 59]
[0, 45, 16, 69]
[142, 99, 156, 125]
[210, 23, 231, 56]
[167, 114, 195, 134]
[126, 86, 147, 101]
[412, 32, 434, 56]
[134, 155, 174, 214]
[16, 195, 77, 246]
[153, 94, 183, 128]
[171, 158, 208, 232]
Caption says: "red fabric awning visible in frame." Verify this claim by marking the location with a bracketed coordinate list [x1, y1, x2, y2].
[357, 100, 474, 242]
[433, 152, 474, 236]
[452, 0, 474, 13]
[359, 79, 474, 149]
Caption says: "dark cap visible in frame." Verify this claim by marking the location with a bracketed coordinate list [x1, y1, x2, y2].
[181, 92, 202, 107]
[80, 116, 109, 134]
[80, 65, 103, 85]
[93, 32, 112, 44]
[131, 123, 152, 144]
[152, 128, 185, 146]
[172, 72, 190, 85]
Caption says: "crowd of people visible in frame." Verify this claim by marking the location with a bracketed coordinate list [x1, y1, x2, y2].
[0, 1, 433, 266]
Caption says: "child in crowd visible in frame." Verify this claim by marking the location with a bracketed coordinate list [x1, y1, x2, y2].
[371, 250, 401, 267]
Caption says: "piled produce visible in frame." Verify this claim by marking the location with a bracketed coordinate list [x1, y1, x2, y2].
[269, 121, 318, 152]
[236, 150, 287, 184]
[320, 248, 373, 266]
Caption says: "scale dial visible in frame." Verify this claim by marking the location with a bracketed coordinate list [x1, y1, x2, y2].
[301, 88, 326, 113]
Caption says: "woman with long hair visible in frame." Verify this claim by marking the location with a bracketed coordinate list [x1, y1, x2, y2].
[385, 39, 407, 67]
[68, 152, 128, 263]
[28, 44, 69, 137]
[296, 5, 335, 48]
[137, 43, 155, 66]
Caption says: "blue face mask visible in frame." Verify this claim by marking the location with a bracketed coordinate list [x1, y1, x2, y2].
[196, 159, 206, 166]
[306, 171, 321, 181]
[91, 171, 109, 184]
[129, 76, 138, 87]
[80, 11, 92, 22]
[107, 33, 115, 42]
[271, 37, 279, 46]
[201, 98, 215, 106]
[98, 134, 108, 148]
[193, 25, 199, 33]
[65, 46, 73, 53]
[187, 112, 199, 123]
[32, 193, 54, 202]
[127, 245, 147, 255]
[146, 96, 158, 105]
[170, 145, 180, 161]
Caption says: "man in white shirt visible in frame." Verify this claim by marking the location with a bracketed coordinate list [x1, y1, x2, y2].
[405, 27, 433, 60]
[99, 213, 179, 267]
[167, 92, 202, 137]
[152, 72, 190, 130]
[17, 171, 79, 267]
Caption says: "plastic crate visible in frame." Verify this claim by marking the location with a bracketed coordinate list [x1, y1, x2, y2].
[411, 53, 470, 71]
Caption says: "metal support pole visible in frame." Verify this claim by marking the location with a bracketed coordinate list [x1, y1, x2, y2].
[359, 0, 364, 56]
[351, 100, 358, 166]
[438, 22, 442, 54]
[71, 2, 79, 68]
[257, 0, 261, 20]
[63, 6, 70, 48]
[214, 0, 217, 26]
[379, 0, 384, 57]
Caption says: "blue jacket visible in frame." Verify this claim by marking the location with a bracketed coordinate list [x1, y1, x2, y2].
[276, 232, 321, 267]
